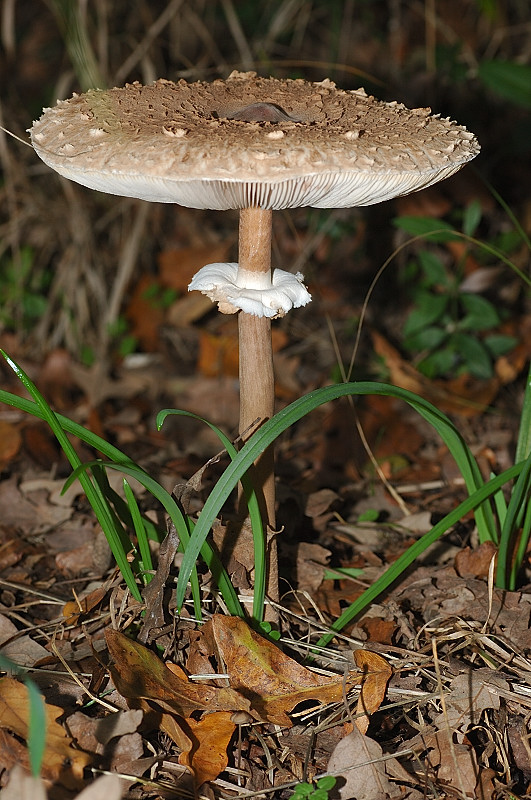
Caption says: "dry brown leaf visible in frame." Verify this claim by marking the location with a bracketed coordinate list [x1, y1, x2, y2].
[433, 668, 509, 732]
[206, 615, 366, 727]
[327, 726, 394, 800]
[198, 330, 239, 378]
[0, 615, 49, 667]
[0, 726, 30, 774]
[454, 540, 497, 578]
[0, 420, 21, 469]
[426, 729, 479, 797]
[62, 585, 107, 626]
[353, 650, 392, 734]
[359, 617, 397, 645]
[125, 275, 167, 351]
[0, 677, 92, 789]
[171, 712, 236, 787]
[158, 242, 232, 292]
[1, 766, 123, 800]
[105, 628, 250, 718]
[296, 542, 332, 594]
[0, 764, 47, 800]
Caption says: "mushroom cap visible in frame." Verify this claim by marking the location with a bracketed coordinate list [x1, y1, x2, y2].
[30, 71, 480, 211]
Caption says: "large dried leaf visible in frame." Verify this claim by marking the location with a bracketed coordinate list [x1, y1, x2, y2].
[433, 668, 509, 732]
[425, 729, 479, 797]
[162, 711, 236, 787]
[353, 649, 393, 734]
[327, 726, 393, 800]
[105, 628, 250, 718]
[206, 615, 370, 727]
[0, 677, 91, 790]
[182, 711, 235, 786]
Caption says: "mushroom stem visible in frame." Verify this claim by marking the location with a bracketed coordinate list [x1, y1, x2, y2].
[237, 207, 278, 607]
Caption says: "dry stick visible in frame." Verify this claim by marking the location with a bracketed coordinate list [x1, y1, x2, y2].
[237, 207, 278, 609]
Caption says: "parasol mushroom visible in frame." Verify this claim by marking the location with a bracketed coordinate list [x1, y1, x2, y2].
[30, 71, 480, 607]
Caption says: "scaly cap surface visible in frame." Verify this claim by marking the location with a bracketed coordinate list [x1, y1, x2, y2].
[30, 71, 480, 210]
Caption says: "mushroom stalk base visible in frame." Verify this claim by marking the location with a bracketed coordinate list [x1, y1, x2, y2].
[238, 207, 278, 611]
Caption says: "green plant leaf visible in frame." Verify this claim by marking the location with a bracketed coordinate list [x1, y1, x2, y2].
[0, 351, 142, 602]
[478, 60, 531, 108]
[459, 293, 500, 331]
[123, 478, 153, 583]
[516, 362, 531, 464]
[311, 790, 330, 800]
[497, 450, 531, 588]
[316, 776, 337, 791]
[292, 782, 314, 798]
[323, 567, 364, 580]
[418, 249, 450, 287]
[484, 334, 519, 357]
[462, 200, 483, 237]
[393, 216, 459, 242]
[25, 679, 47, 777]
[404, 325, 448, 352]
[403, 291, 448, 336]
[451, 333, 493, 379]
[417, 348, 456, 378]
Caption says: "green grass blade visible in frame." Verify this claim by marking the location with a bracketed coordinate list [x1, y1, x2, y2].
[123, 478, 153, 583]
[497, 450, 531, 588]
[176, 381, 495, 608]
[0, 375, 242, 616]
[25, 679, 47, 776]
[516, 362, 531, 464]
[0, 352, 142, 601]
[512, 493, 531, 590]
[157, 408, 266, 622]
[0, 387, 146, 467]
[317, 462, 523, 647]
[70, 459, 244, 618]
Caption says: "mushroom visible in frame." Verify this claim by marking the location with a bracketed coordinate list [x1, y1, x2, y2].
[30, 71, 480, 607]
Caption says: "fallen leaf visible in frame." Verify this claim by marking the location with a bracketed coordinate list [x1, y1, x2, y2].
[72, 773, 124, 800]
[426, 729, 479, 797]
[0, 677, 91, 789]
[63, 585, 108, 626]
[433, 668, 509, 732]
[0, 615, 49, 667]
[105, 628, 250, 718]
[371, 330, 500, 416]
[158, 242, 232, 292]
[206, 615, 366, 726]
[138, 523, 180, 644]
[0, 726, 30, 775]
[198, 330, 239, 377]
[353, 649, 392, 734]
[1, 766, 124, 800]
[359, 617, 397, 646]
[163, 711, 236, 787]
[327, 726, 393, 800]
[125, 275, 167, 351]
[0, 764, 47, 800]
[0, 420, 21, 468]
[296, 542, 332, 593]
[454, 541, 497, 578]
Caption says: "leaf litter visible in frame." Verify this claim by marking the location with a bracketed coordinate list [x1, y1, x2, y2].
[1, 332, 531, 799]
